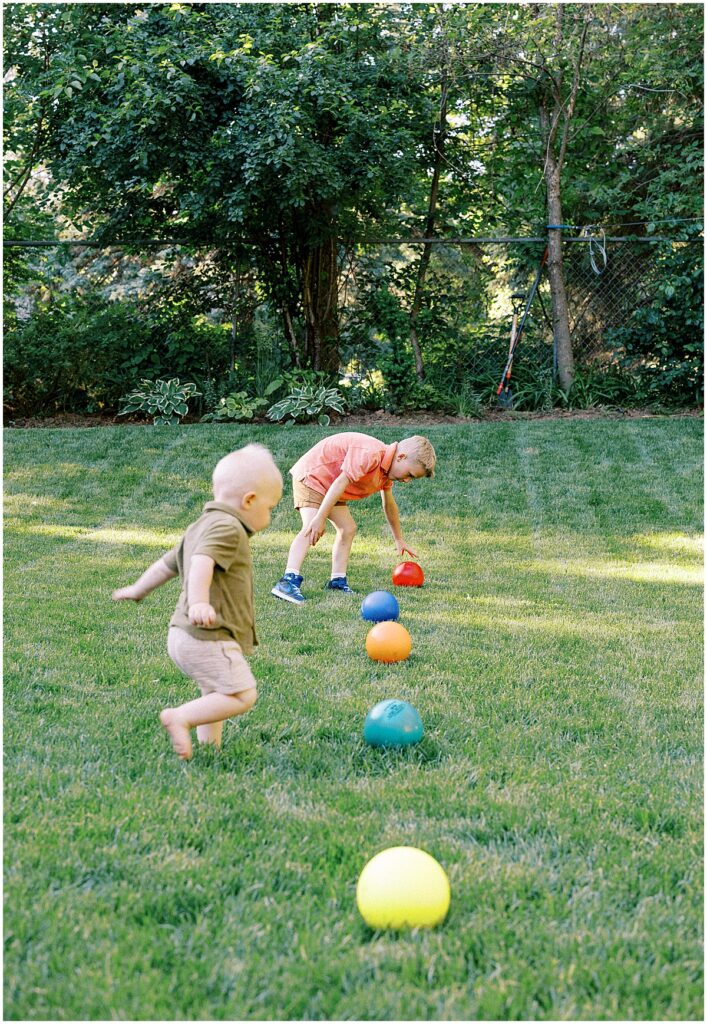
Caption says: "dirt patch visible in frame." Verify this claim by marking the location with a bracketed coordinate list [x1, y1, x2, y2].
[5, 413, 145, 429]
[336, 407, 703, 426]
[339, 409, 462, 426]
[5, 407, 702, 429]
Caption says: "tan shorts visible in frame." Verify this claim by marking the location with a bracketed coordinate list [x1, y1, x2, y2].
[167, 627, 256, 696]
[292, 478, 348, 511]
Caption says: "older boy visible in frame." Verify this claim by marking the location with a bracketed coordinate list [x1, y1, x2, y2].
[113, 444, 282, 760]
[271, 432, 436, 603]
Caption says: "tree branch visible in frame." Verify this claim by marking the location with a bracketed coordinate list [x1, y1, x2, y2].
[558, 9, 590, 171]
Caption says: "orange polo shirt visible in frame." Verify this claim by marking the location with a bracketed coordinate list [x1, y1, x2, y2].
[289, 432, 397, 501]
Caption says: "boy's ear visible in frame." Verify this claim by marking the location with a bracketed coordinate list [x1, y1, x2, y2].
[241, 491, 257, 508]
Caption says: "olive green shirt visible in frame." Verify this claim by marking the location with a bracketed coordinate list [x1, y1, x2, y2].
[164, 501, 258, 654]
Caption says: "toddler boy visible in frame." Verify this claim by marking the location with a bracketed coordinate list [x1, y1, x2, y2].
[271, 431, 435, 603]
[112, 444, 283, 760]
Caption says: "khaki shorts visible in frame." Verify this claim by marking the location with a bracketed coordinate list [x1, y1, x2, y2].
[167, 627, 256, 696]
[292, 478, 348, 511]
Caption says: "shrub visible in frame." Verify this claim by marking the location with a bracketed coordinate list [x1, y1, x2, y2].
[4, 297, 157, 417]
[447, 384, 485, 419]
[606, 240, 703, 406]
[118, 378, 201, 425]
[200, 391, 268, 422]
[553, 367, 642, 410]
[378, 342, 456, 412]
[3, 293, 228, 418]
[267, 384, 346, 426]
[338, 367, 386, 411]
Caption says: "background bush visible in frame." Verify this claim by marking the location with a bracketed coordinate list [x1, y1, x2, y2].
[607, 240, 704, 406]
[3, 293, 229, 417]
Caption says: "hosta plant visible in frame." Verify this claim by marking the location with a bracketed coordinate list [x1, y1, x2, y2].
[118, 378, 201, 425]
[267, 384, 346, 426]
[200, 391, 269, 423]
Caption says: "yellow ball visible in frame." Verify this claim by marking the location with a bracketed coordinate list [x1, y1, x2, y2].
[356, 846, 450, 930]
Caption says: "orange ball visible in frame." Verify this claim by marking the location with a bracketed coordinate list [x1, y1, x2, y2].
[365, 621, 412, 663]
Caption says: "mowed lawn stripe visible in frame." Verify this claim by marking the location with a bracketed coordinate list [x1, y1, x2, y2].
[3, 419, 703, 1021]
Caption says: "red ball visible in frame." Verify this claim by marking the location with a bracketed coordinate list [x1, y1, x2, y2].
[392, 561, 424, 587]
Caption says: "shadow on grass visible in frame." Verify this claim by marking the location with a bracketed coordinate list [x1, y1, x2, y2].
[182, 730, 445, 781]
[347, 736, 444, 775]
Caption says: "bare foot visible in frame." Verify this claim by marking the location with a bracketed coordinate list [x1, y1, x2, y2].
[112, 586, 142, 602]
[159, 708, 193, 760]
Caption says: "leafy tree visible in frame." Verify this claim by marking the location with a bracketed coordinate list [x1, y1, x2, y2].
[4, 3, 439, 370]
[434, 3, 703, 388]
[4, 2, 702, 408]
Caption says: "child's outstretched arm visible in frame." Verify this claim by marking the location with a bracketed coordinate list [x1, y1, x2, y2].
[112, 556, 178, 603]
[381, 490, 418, 558]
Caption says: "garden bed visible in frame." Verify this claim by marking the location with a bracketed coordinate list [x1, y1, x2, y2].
[4, 407, 702, 429]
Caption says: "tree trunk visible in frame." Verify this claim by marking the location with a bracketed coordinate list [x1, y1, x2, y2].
[544, 164, 575, 390]
[228, 267, 240, 374]
[281, 307, 302, 368]
[534, 5, 589, 391]
[302, 235, 340, 372]
[409, 74, 449, 381]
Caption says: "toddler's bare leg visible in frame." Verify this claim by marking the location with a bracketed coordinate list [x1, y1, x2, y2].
[160, 689, 257, 760]
[196, 721, 224, 747]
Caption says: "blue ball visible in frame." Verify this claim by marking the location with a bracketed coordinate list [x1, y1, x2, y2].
[360, 590, 400, 623]
[363, 699, 424, 748]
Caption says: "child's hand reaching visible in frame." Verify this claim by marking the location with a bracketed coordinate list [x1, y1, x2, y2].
[112, 585, 143, 602]
[395, 538, 418, 559]
[304, 514, 326, 546]
[188, 602, 217, 627]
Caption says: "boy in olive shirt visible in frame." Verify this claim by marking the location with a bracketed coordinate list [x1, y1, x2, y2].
[112, 444, 282, 760]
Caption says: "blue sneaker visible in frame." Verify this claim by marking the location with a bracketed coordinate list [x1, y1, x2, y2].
[325, 576, 355, 594]
[271, 573, 305, 604]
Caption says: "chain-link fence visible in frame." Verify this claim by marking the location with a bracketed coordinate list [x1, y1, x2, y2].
[562, 238, 692, 363]
[4, 233, 702, 416]
[349, 235, 702, 392]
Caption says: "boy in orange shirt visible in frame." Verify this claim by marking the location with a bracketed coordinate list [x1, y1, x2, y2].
[271, 432, 436, 603]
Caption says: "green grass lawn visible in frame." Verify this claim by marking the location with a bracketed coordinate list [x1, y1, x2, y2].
[4, 418, 704, 1021]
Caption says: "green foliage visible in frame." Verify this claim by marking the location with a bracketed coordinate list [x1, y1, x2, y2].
[553, 368, 642, 410]
[377, 343, 446, 413]
[196, 376, 222, 417]
[3, 4, 703, 409]
[446, 384, 485, 419]
[607, 241, 704, 405]
[3, 3, 439, 368]
[3, 287, 230, 418]
[3, 296, 158, 417]
[266, 384, 346, 426]
[278, 369, 335, 392]
[118, 378, 200, 425]
[200, 390, 268, 423]
[338, 368, 387, 412]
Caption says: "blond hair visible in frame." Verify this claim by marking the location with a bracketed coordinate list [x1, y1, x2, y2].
[212, 444, 282, 502]
[405, 435, 436, 478]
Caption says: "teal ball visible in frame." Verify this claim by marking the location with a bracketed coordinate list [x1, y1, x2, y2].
[363, 699, 424, 748]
